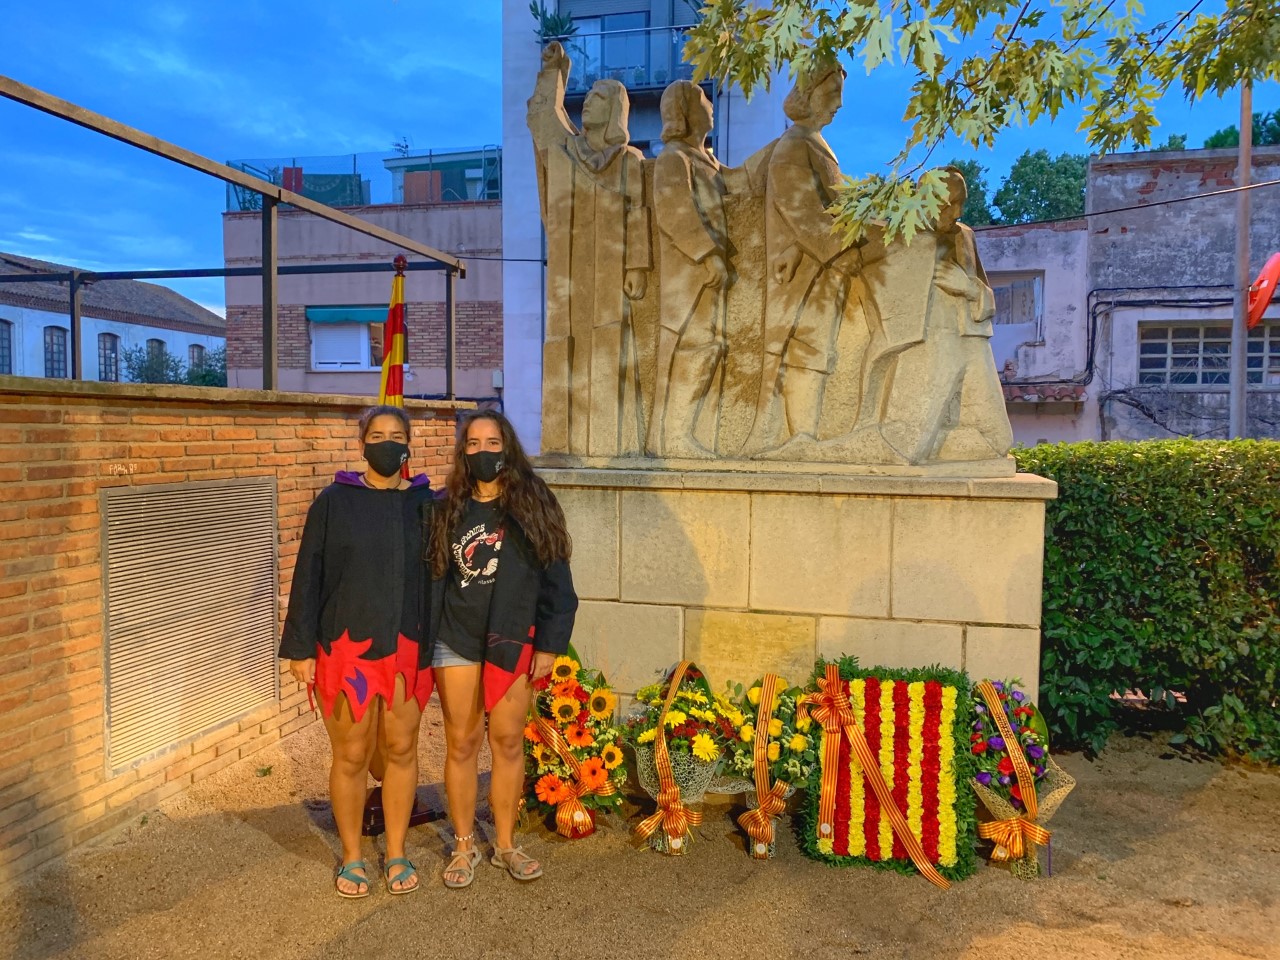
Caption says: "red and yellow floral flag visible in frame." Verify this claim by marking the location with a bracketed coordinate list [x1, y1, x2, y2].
[378, 255, 408, 407]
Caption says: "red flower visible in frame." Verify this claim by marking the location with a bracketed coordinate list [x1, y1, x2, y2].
[997, 756, 1014, 775]
[573, 686, 590, 703]
[577, 709, 589, 725]
[971, 741, 988, 754]
[1010, 783, 1023, 801]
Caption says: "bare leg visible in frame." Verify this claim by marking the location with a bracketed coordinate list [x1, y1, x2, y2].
[322, 693, 379, 895]
[435, 663, 485, 884]
[488, 674, 540, 876]
[379, 675, 424, 891]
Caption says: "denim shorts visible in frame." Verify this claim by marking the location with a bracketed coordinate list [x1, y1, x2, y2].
[431, 641, 480, 670]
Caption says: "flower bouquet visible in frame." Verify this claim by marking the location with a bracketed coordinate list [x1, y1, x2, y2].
[523, 651, 626, 839]
[969, 678, 1075, 879]
[624, 660, 737, 854]
[721, 675, 818, 859]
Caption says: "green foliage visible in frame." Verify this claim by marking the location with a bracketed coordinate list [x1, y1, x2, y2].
[185, 345, 227, 387]
[1014, 440, 1280, 763]
[529, 1, 575, 41]
[991, 150, 1087, 224]
[1152, 132, 1188, 151]
[122, 344, 185, 384]
[684, 1, 1280, 243]
[1203, 108, 1280, 148]
[946, 158, 993, 226]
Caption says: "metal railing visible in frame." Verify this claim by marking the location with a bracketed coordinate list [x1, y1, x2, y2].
[545, 25, 700, 95]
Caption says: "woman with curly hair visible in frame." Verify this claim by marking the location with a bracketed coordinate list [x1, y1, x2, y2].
[428, 410, 577, 888]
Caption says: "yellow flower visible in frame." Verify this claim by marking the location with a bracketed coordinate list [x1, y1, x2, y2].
[739, 724, 755, 743]
[691, 733, 719, 762]
[682, 691, 709, 705]
[767, 741, 781, 762]
[664, 710, 688, 728]
[747, 686, 762, 706]
[788, 734, 808, 752]
[551, 656, 580, 682]
[588, 688, 617, 720]
[767, 718, 784, 738]
[637, 728, 657, 744]
[796, 715, 813, 733]
[551, 696, 579, 724]
[690, 708, 716, 722]
[600, 743, 623, 769]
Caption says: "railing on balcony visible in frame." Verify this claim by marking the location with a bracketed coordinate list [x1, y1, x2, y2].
[545, 25, 702, 95]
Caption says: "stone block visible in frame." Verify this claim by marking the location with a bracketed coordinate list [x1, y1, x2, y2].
[964, 626, 1042, 699]
[750, 493, 891, 617]
[892, 498, 1044, 626]
[683, 609, 816, 691]
[557, 487, 619, 600]
[570, 601, 682, 694]
[817, 617, 963, 672]
[619, 490, 749, 607]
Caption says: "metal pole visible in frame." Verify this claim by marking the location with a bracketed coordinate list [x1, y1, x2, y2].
[261, 196, 279, 390]
[445, 268, 456, 401]
[1229, 82, 1252, 439]
[68, 270, 83, 379]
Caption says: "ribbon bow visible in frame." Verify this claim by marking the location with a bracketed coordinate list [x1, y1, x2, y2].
[532, 714, 617, 839]
[974, 680, 1052, 863]
[737, 673, 789, 859]
[633, 660, 703, 853]
[978, 817, 1052, 861]
[799, 664, 951, 889]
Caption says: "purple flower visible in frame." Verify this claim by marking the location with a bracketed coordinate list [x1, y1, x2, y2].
[998, 775, 1011, 786]
[1010, 796, 1023, 811]
[992, 681, 1005, 692]
[988, 736, 1006, 751]
[1026, 744, 1045, 759]
[1035, 765, 1046, 777]
[975, 703, 986, 714]
[1012, 690, 1025, 702]
[973, 720, 984, 731]
[975, 772, 992, 786]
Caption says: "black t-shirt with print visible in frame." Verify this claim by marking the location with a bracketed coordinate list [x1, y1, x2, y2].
[435, 498, 504, 663]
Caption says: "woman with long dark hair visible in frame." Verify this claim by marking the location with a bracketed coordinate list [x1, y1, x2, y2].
[280, 405, 434, 898]
[428, 410, 577, 887]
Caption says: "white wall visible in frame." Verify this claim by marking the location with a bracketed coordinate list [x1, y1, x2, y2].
[0, 304, 223, 380]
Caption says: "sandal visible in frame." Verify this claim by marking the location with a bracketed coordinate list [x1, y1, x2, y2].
[384, 857, 419, 895]
[443, 835, 482, 890]
[335, 860, 371, 899]
[491, 845, 543, 881]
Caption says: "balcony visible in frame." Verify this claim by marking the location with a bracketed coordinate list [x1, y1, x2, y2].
[546, 25, 702, 96]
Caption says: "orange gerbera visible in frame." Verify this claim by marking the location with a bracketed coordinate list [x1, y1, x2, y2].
[579, 756, 608, 791]
[523, 720, 543, 744]
[565, 722, 595, 748]
[551, 679, 581, 699]
[535, 773, 569, 806]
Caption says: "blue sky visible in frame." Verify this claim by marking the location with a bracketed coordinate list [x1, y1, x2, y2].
[0, 1, 1273, 315]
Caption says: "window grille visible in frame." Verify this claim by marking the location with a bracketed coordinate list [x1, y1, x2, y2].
[98, 333, 120, 382]
[44, 326, 68, 378]
[0, 320, 12, 375]
[1138, 322, 1280, 387]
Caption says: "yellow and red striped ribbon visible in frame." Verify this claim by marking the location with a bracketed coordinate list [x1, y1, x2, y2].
[975, 680, 1051, 859]
[532, 713, 616, 838]
[799, 664, 951, 889]
[634, 660, 704, 852]
[737, 673, 789, 859]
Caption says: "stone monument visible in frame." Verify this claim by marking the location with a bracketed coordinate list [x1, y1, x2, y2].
[528, 43, 1056, 699]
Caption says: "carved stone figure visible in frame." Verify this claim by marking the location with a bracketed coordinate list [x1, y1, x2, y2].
[647, 81, 730, 459]
[744, 65, 857, 453]
[528, 42, 652, 456]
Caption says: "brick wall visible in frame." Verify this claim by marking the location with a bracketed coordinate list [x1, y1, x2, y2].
[0, 377, 466, 881]
[226, 301, 504, 373]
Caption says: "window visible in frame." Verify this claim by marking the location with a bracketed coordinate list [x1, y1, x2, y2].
[147, 338, 166, 362]
[0, 320, 12, 375]
[1138, 322, 1280, 386]
[189, 343, 206, 371]
[44, 326, 68, 378]
[306, 305, 387, 371]
[570, 12, 650, 88]
[98, 333, 120, 382]
[989, 273, 1043, 329]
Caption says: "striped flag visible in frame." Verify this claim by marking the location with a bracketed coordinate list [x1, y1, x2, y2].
[378, 255, 408, 406]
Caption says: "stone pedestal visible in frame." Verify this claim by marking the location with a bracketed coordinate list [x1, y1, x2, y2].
[545, 467, 1057, 700]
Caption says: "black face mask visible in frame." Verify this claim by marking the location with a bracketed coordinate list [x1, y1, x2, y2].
[364, 440, 409, 478]
[466, 450, 504, 483]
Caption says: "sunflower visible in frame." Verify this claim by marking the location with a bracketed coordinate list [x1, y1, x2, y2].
[588, 688, 617, 720]
[579, 756, 608, 791]
[551, 656, 580, 682]
[532, 743, 553, 769]
[523, 720, 543, 744]
[535, 773, 569, 805]
[551, 696, 579, 724]
[691, 733, 719, 763]
[565, 722, 595, 748]
[600, 743, 623, 770]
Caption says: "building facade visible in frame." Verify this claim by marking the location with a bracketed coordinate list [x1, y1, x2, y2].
[0, 253, 225, 383]
[222, 149, 504, 401]
[977, 145, 1280, 444]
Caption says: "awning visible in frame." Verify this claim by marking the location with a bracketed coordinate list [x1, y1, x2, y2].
[305, 306, 386, 325]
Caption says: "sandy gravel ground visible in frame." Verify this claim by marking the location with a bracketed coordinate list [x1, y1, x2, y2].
[2, 703, 1277, 960]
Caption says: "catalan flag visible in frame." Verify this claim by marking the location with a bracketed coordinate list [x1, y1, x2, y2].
[378, 255, 408, 406]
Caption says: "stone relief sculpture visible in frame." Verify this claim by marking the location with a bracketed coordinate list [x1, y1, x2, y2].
[528, 47, 1015, 471]
[528, 43, 652, 457]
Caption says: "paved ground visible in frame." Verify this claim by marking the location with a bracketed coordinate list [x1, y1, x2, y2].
[2, 704, 1277, 960]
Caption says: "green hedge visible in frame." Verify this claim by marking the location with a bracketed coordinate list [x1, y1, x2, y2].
[1014, 440, 1280, 762]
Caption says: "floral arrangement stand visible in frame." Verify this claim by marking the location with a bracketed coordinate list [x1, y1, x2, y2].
[524, 653, 625, 839]
[798, 658, 979, 887]
[970, 679, 1076, 879]
[627, 660, 736, 855]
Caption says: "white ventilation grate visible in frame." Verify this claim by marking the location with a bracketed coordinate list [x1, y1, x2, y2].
[102, 477, 279, 771]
